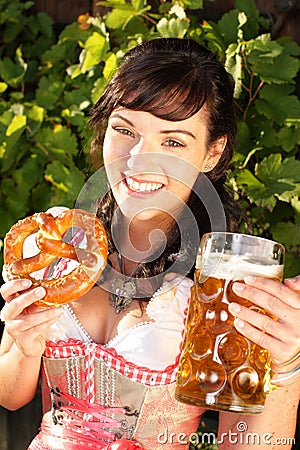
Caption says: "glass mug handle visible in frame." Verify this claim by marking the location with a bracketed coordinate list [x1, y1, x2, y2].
[270, 352, 300, 387]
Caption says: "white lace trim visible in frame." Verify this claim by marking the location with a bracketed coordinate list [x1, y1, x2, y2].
[64, 304, 93, 343]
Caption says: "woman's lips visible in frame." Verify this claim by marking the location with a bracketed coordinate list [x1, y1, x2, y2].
[123, 175, 165, 193]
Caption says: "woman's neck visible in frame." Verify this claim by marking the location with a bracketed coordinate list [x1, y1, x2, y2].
[116, 215, 174, 276]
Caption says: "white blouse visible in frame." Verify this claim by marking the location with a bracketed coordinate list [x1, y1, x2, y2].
[47, 274, 193, 371]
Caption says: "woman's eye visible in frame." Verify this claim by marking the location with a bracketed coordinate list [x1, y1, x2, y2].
[164, 139, 185, 148]
[113, 127, 135, 137]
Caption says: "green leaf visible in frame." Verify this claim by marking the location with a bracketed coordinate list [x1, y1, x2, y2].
[6, 114, 26, 136]
[225, 43, 243, 97]
[0, 82, 7, 93]
[256, 153, 300, 186]
[235, 0, 259, 20]
[181, 0, 203, 9]
[80, 32, 110, 73]
[62, 106, 87, 130]
[277, 125, 300, 152]
[246, 36, 300, 83]
[237, 169, 277, 209]
[91, 77, 107, 103]
[256, 85, 300, 124]
[59, 22, 93, 42]
[256, 53, 300, 83]
[35, 124, 78, 163]
[27, 104, 45, 123]
[63, 88, 92, 109]
[35, 75, 65, 109]
[169, 3, 186, 19]
[236, 154, 300, 210]
[13, 154, 43, 190]
[132, 0, 146, 9]
[215, 10, 239, 47]
[0, 52, 27, 88]
[201, 20, 227, 55]
[36, 12, 53, 38]
[250, 116, 276, 149]
[103, 52, 117, 81]
[0, 111, 28, 172]
[45, 161, 85, 204]
[157, 17, 189, 38]
[271, 220, 300, 278]
[246, 34, 283, 62]
[105, 7, 135, 30]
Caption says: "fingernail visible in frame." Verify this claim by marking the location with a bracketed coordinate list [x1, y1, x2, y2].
[22, 279, 32, 287]
[35, 287, 46, 297]
[233, 282, 245, 292]
[229, 302, 241, 313]
[285, 277, 297, 283]
[244, 276, 256, 284]
[234, 318, 245, 329]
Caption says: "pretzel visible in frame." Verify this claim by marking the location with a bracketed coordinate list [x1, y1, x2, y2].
[4, 209, 108, 307]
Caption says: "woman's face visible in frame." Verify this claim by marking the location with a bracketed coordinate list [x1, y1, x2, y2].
[103, 107, 224, 223]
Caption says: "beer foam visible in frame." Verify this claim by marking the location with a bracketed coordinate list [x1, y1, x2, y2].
[200, 253, 283, 281]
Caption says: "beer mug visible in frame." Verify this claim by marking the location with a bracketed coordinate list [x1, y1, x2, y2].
[175, 232, 285, 414]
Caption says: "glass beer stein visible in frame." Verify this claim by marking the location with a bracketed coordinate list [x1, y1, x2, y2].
[175, 232, 285, 414]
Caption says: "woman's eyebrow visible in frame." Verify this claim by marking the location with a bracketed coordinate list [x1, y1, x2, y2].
[110, 113, 135, 127]
[160, 129, 196, 140]
[110, 113, 196, 140]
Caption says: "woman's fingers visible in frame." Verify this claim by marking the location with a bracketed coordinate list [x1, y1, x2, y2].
[285, 275, 300, 292]
[0, 286, 47, 321]
[232, 317, 289, 361]
[5, 307, 63, 334]
[228, 276, 300, 364]
[232, 277, 298, 321]
[0, 279, 32, 302]
[229, 302, 286, 341]
[228, 303, 294, 362]
[239, 276, 300, 309]
[7, 314, 63, 358]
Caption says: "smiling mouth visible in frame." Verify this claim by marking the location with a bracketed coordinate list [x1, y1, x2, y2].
[125, 176, 164, 193]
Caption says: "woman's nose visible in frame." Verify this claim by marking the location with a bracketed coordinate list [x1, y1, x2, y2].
[129, 137, 149, 157]
[127, 152, 161, 174]
[127, 138, 160, 173]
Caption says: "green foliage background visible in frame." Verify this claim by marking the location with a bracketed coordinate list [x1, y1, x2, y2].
[0, 0, 300, 281]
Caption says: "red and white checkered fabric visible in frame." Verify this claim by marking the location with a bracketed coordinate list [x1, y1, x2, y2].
[44, 338, 180, 386]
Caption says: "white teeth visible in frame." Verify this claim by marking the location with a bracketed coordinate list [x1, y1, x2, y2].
[126, 177, 163, 192]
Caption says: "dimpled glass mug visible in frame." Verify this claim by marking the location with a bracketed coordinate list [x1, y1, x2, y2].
[175, 232, 285, 414]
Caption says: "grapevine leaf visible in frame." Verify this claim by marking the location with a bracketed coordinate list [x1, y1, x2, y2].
[6, 114, 26, 137]
[35, 75, 65, 109]
[256, 85, 300, 124]
[35, 125, 78, 163]
[45, 161, 85, 204]
[81, 32, 109, 73]
[180, 0, 203, 9]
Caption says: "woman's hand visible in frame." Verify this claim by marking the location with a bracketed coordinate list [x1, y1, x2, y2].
[228, 275, 300, 365]
[0, 279, 63, 358]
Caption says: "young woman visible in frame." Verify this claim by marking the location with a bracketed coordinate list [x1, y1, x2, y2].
[0, 38, 299, 450]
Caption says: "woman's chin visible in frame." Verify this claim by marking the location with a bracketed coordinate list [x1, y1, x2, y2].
[119, 205, 164, 222]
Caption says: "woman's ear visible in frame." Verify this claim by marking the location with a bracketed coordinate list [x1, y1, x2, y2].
[204, 135, 227, 172]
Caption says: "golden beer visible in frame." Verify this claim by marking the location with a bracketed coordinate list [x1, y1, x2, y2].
[175, 233, 284, 414]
